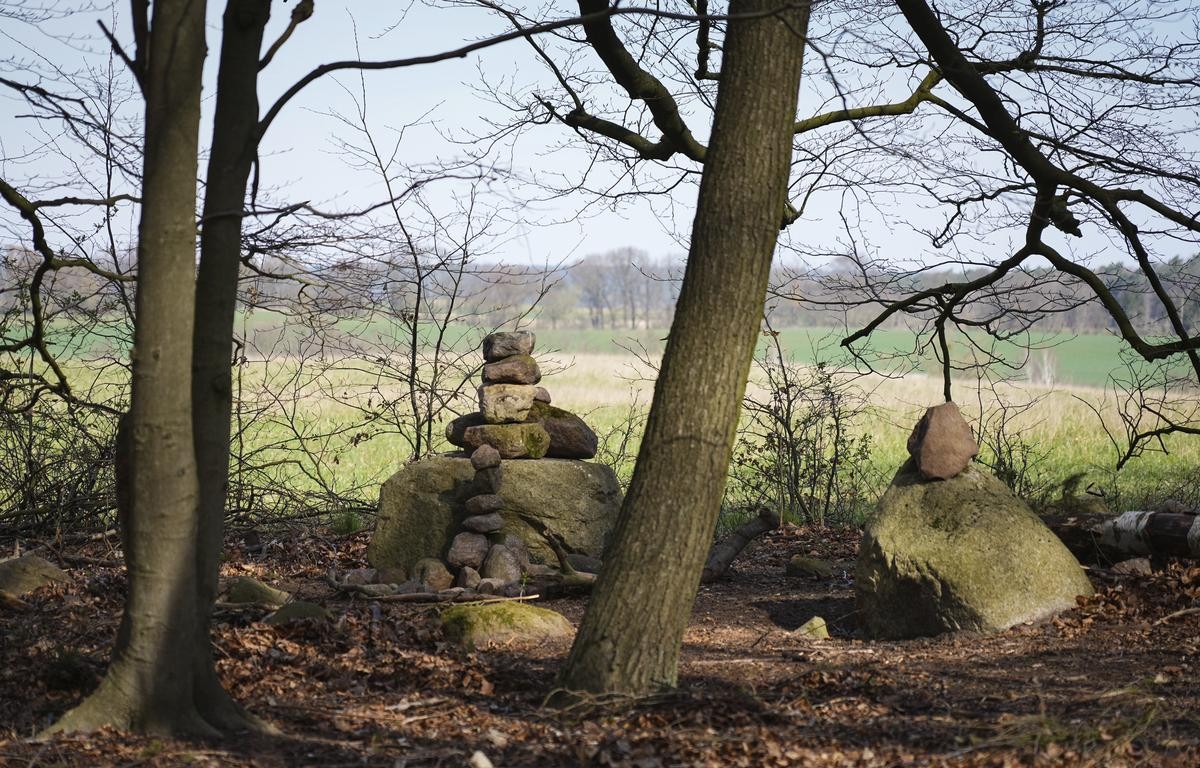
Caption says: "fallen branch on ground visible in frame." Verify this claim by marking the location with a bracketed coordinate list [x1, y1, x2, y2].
[701, 505, 780, 583]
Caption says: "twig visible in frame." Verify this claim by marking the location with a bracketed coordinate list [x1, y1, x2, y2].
[1154, 607, 1200, 625]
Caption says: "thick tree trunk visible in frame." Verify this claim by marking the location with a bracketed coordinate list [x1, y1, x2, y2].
[191, 0, 273, 732]
[47, 0, 211, 736]
[558, 0, 811, 695]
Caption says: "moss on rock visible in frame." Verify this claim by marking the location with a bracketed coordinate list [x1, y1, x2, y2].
[440, 602, 573, 649]
[856, 461, 1094, 639]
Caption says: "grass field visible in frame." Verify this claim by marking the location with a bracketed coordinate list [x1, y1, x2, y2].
[212, 343, 1200, 527]
[16, 322, 1200, 530]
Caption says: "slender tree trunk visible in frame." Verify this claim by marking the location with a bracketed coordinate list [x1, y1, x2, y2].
[47, 0, 211, 735]
[559, 0, 811, 695]
[191, 0, 273, 732]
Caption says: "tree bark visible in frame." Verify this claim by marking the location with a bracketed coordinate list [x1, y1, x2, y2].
[558, 0, 811, 696]
[47, 0, 211, 736]
[191, 0, 273, 732]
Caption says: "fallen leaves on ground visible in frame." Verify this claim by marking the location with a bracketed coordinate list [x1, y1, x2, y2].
[1, 525, 1198, 767]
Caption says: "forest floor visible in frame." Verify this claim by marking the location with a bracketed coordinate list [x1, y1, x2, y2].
[2, 525, 1199, 767]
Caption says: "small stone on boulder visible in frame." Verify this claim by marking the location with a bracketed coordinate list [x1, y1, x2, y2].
[470, 444, 502, 470]
[482, 354, 541, 385]
[906, 402, 979, 480]
[480, 544, 523, 584]
[413, 557, 455, 591]
[533, 387, 551, 404]
[439, 602, 573, 648]
[471, 467, 504, 496]
[466, 494, 504, 516]
[446, 533, 490, 570]
[463, 512, 505, 533]
[462, 423, 550, 459]
[0, 554, 68, 596]
[483, 331, 535, 361]
[479, 384, 537, 424]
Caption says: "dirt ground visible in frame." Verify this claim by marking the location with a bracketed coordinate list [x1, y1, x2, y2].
[2, 524, 1198, 767]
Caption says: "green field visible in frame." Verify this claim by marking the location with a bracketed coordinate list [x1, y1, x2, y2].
[12, 320, 1200, 532]
[518, 326, 1164, 390]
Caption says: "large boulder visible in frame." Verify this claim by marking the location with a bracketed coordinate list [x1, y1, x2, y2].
[856, 462, 1093, 639]
[368, 456, 622, 570]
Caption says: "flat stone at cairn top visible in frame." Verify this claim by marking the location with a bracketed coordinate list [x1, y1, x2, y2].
[483, 331, 535, 361]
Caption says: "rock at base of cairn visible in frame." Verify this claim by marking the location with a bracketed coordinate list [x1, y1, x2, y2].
[470, 444, 502, 470]
[368, 456, 621, 571]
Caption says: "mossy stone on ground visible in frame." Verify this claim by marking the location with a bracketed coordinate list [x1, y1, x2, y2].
[440, 602, 573, 648]
[786, 555, 833, 579]
[856, 462, 1094, 639]
[225, 575, 290, 607]
[0, 555, 67, 596]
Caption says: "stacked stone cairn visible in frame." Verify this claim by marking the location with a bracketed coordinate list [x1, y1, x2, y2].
[438, 331, 599, 595]
[445, 330, 599, 461]
[855, 401, 1094, 639]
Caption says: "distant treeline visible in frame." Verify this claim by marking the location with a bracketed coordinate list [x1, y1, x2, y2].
[5, 244, 1197, 338]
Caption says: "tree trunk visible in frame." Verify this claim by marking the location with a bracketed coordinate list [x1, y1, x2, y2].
[47, 0, 211, 736]
[558, 0, 811, 695]
[191, 0, 273, 732]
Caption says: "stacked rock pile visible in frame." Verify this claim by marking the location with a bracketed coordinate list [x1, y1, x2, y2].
[426, 331, 599, 595]
[855, 400, 1093, 639]
[442, 443, 534, 595]
[446, 331, 598, 460]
